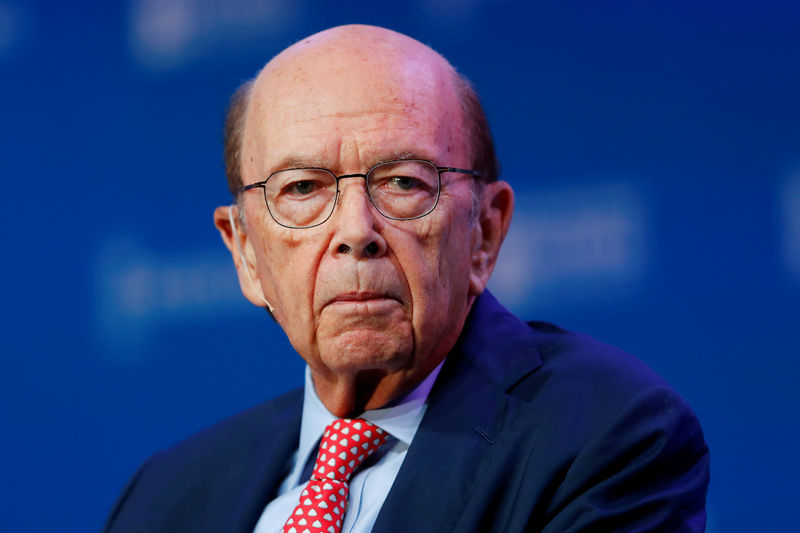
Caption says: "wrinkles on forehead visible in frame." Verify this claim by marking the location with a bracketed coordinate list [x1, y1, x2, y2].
[255, 57, 449, 125]
[270, 151, 423, 173]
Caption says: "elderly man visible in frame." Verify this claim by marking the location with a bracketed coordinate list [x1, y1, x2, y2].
[104, 25, 709, 533]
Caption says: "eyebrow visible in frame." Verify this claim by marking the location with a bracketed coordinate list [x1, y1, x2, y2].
[269, 151, 434, 173]
[270, 155, 328, 171]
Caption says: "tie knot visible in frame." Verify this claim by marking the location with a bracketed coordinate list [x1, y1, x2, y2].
[312, 418, 389, 482]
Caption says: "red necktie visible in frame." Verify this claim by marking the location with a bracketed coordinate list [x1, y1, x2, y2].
[282, 418, 389, 533]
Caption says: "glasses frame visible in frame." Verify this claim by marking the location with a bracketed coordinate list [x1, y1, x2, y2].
[238, 159, 482, 229]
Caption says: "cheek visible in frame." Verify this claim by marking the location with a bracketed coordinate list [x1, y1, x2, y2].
[406, 204, 474, 310]
[257, 227, 326, 319]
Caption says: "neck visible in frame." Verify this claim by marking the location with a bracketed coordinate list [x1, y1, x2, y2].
[310, 355, 445, 417]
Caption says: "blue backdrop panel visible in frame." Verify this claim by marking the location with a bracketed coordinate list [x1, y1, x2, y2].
[1, 1, 798, 531]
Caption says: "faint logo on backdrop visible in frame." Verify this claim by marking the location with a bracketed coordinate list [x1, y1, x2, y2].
[782, 171, 800, 282]
[93, 238, 246, 361]
[0, 2, 30, 59]
[129, 0, 300, 70]
[489, 181, 648, 314]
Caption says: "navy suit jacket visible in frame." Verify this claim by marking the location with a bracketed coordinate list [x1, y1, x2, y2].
[104, 291, 709, 532]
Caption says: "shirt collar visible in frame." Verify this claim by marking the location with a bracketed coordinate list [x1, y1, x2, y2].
[294, 360, 445, 478]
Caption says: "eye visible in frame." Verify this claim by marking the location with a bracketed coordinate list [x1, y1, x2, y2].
[280, 178, 330, 198]
[290, 180, 316, 195]
[388, 176, 422, 191]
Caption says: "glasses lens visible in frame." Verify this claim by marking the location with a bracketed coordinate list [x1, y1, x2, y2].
[367, 160, 440, 220]
[264, 169, 337, 228]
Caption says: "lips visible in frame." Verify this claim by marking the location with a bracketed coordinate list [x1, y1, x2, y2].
[329, 291, 396, 304]
[316, 274, 406, 314]
[333, 291, 387, 301]
[320, 289, 405, 313]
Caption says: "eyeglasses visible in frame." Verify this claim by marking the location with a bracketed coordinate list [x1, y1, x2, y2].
[238, 159, 482, 229]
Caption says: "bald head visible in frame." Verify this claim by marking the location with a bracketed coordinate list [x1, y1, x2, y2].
[224, 25, 497, 196]
[262, 25, 455, 91]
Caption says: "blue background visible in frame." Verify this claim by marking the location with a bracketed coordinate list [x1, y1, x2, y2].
[1, 1, 798, 531]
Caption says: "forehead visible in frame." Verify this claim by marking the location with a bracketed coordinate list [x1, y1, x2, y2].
[242, 30, 466, 174]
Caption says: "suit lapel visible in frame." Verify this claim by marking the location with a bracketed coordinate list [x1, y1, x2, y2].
[373, 291, 541, 533]
[216, 396, 303, 533]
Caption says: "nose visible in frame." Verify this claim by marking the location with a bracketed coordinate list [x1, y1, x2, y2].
[329, 180, 387, 259]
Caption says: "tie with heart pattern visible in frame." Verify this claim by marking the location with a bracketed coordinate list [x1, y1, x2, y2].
[282, 418, 389, 533]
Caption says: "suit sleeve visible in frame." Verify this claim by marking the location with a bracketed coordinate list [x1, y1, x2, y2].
[539, 385, 710, 533]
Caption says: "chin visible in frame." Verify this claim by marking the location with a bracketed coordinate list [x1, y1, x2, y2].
[319, 328, 414, 375]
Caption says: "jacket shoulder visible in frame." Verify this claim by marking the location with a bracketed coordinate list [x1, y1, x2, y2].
[103, 388, 303, 533]
[516, 321, 671, 406]
[505, 323, 709, 532]
[160, 387, 303, 463]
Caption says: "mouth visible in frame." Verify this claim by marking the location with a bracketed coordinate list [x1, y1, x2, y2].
[321, 290, 405, 315]
[329, 291, 397, 304]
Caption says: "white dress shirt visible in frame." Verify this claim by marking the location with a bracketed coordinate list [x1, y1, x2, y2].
[253, 362, 444, 533]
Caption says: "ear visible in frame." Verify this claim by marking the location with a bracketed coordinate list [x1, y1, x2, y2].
[469, 180, 514, 296]
[213, 204, 268, 307]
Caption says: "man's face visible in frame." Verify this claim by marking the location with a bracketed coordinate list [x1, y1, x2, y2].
[225, 29, 492, 413]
